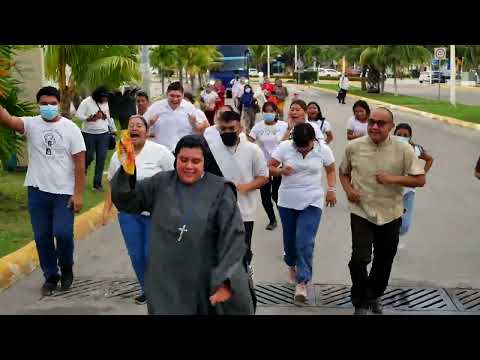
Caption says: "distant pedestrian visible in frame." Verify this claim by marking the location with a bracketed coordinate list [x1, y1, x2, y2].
[76, 86, 117, 192]
[249, 102, 289, 230]
[393, 123, 434, 240]
[239, 84, 258, 133]
[232, 77, 246, 111]
[200, 82, 219, 125]
[339, 107, 426, 315]
[337, 74, 349, 104]
[183, 92, 210, 135]
[307, 101, 333, 144]
[135, 90, 150, 116]
[347, 100, 370, 140]
[214, 79, 226, 109]
[269, 123, 337, 305]
[0, 87, 86, 296]
[274, 78, 289, 120]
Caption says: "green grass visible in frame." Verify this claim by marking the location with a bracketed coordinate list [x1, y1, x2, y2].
[313, 83, 480, 124]
[0, 147, 115, 258]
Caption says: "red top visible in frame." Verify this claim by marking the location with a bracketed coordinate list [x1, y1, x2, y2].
[261, 83, 275, 93]
[215, 84, 226, 109]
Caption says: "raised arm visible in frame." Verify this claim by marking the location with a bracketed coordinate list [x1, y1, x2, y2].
[0, 105, 25, 133]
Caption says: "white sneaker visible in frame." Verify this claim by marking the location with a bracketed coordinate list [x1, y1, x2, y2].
[294, 283, 308, 306]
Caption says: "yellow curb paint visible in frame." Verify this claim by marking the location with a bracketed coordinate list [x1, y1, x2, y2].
[0, 202, 118, 291]
[311, 86, 480, 131]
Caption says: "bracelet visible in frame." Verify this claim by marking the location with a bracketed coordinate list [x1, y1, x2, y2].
[327, 187, 336, 192]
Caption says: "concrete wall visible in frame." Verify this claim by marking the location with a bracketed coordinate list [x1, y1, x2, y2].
[12, 47, 46, 104]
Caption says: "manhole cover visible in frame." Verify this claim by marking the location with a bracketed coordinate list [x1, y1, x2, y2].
[446, 289, 480, 311]
[314, 284, 457, 311]
[44, 277, 141, 301]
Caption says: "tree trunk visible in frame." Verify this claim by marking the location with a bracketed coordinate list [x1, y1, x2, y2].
[361, 67, 367, 91]
[393, 63, 398, 96]
[161, 70, 165, 96]
[197, 73, 203, 90]
[190, 73, 195, 90]
[179, 68, 183, 85]
[380, 74, 385, 94]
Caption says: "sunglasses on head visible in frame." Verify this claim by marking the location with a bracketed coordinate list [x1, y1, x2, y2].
[368, 118, 389, 128]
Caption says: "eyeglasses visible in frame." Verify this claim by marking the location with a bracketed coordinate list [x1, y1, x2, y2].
[368, 118, 389, 128]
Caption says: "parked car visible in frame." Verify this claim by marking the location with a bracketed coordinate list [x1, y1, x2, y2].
[248, 68, 258, 77]
[318, 68, 341, 77]
[419, 71, 430, 83]
[346, 68, 362, 77]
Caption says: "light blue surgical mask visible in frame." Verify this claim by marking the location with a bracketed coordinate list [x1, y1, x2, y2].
[263, 113, 276, 122]
[39, 104, 59, 121]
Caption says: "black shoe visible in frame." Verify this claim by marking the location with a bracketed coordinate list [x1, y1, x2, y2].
[370, 298, 383, 314]
[266, 222, 277, 231]
[60, 266, 74, 291]
[135, 294, 147, 305]
[41, 275, 60, 296]
[353, 307, 369, 315]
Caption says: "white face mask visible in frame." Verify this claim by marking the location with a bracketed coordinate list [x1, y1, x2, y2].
[245, 88, 251, 93]
[393, 135, 410, 143]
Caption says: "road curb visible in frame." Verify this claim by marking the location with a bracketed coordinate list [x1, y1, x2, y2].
[0, 202, 118, 291]
[310, 86, 480, 131]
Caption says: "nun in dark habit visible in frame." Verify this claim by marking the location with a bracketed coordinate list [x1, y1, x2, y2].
[111, 134, 255, 315]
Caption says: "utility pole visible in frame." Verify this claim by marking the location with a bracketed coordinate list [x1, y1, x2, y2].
[450, 45, 456, 106]
[294, 45, 298, 84]
[141, 45, 151, 97]
[267, 45, 270, 79]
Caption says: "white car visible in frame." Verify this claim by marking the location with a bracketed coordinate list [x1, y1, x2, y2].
[248, 68, 258, 77]
[318, 68, 341, 77]
[419, 71, 430, 83]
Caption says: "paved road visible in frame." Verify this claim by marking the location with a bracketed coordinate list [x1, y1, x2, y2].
[1, 85, 480, 314]
[370, 79, 480, 106]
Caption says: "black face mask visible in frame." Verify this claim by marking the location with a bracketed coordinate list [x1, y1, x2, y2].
[220, 132, 238, 147]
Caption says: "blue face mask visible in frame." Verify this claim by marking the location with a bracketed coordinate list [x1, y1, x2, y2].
[263, 113, 276, 122]
[40, 105, 59, 121]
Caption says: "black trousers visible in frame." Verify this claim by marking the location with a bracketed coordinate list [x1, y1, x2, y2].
[337, 89, 347, 103]
[259, 176, 282, 224]
[243, 221, 254, 266]
[348, 213, 402, 307]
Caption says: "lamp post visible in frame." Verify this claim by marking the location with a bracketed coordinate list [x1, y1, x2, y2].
[450, 45, 456, 106]
[267, 45, 270, 79]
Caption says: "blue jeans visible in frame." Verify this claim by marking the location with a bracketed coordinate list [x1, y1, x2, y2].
[278, 206, 322, 284]
[118, 212, 151, 294]
[83, 132, 110, 188]
[400, 191, 415, 236]
[27, 187, 74, 281]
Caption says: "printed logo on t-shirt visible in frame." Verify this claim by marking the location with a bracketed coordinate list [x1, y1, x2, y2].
[42, 130, 65, 158]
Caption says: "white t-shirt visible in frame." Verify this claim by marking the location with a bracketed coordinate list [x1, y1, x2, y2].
[143, 99, 196, 151]
[210, 137, 269, 222]
[21, 116, 86, 195]
[272, 140, 335, 210]
[339, 76, 350, 90]
[249, 120, 288, 161]
[391, 138, 423, 195]
[346, 116, 368, 138]
[310, 119, 332, 134]
[201, 91, 219, 111]
[286, 121, 325, 142]
[107, 140, 175, 182]
[76, 96, 117, 134]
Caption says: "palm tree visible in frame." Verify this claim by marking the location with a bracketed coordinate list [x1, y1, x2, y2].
[149, 45, 178, 95]
[44, 45, 141, 117]
[0, 45, 36, 169]
[248, 45, 282, 71]
[361, 45, 431, 95]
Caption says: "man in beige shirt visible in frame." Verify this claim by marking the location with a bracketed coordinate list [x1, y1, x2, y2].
[339, 107, 426, 315]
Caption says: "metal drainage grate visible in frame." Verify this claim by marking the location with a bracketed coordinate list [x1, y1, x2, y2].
[314, 284, 457, 311]
[446, 289, 480, 311]
[45, 277, 141, 301]
[254, 283, 296, 305]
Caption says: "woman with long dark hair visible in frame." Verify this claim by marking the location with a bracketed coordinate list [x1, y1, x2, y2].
[307, 101, 333, 144]
[269, 123, 337, 305]
[239, 84, 258, 133]
[346, 100, 370, 141]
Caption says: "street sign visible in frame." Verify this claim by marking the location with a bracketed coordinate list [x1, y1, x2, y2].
[434, 47, 447, 60]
